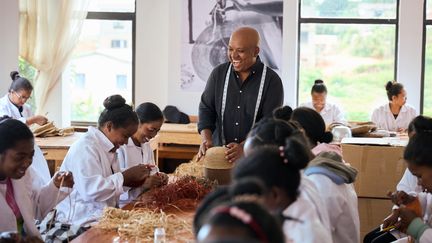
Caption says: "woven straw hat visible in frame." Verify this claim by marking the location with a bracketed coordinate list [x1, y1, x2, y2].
[203, 146, 233, 170]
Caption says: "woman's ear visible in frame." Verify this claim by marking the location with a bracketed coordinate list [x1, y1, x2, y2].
[106, 121, 114, 132]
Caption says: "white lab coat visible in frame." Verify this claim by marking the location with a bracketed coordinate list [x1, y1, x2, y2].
[117, 138, 158, 205]
[307, 174, 360, 243]
[397, 168, 421, 194]
[282, 195, 333, 243]
[55, 127, 126, 226]
[0, 94, 33, 124]
[299, 175, 331, 232]
[0, 169, 62, 237]
[371, 103, 417, 132]
[301, 101, 346, 126]
[0, 93, 51, 185]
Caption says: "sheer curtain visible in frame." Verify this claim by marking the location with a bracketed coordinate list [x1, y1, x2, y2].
[19, 0, 89, 114]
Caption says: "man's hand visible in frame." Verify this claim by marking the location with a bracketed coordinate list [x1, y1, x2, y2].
[198, 129, 213, 160]
[225, 142, 244, 163]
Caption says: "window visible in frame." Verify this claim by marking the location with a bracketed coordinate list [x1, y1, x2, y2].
[116, 74, 127, 89]
[66, 1, 135, 123]
[298, 0, 399, 121]
[111, 40, 128, 48]
[74, 73, 86, 89]
[423, 0, 432, 115]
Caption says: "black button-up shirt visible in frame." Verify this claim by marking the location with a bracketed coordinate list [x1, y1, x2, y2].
[198, 57, 284, 146]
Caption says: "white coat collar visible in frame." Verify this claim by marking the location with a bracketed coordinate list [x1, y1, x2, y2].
[88, 126, 115, 153]
[383, 103, 409, 114]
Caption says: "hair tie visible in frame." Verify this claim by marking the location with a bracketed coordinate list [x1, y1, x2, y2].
[214, 206, 269, 243]
[278, 146, 288, 164]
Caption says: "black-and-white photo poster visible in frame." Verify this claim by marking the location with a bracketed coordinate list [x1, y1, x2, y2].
[181, 0, 284, 91]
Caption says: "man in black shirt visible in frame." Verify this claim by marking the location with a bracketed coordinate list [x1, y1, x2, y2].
[198, 27, 283, 162]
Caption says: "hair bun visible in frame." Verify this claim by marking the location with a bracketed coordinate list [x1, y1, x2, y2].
[314, 79, 324, 85]
[283, 137, 310, 170]
[103, 94, 126, 110]
[273, 106, 293, 121]
[10, 71, 20, 81]
[320, 131, 333, 143]
[385, 81, 395, 91]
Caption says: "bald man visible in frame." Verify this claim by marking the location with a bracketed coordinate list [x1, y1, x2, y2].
[198, 27, 284, 162]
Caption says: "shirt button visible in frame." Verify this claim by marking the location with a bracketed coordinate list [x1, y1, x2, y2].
[235, 122, 239, 126]
[234, 138, 238, 141]
[239, 90, 242, 93]
[237, 106, 240, 109]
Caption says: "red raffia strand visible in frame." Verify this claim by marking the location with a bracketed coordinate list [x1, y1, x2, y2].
[133, 176, 215, 212]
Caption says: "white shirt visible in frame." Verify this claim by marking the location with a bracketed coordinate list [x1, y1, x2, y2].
[299, 175, 331, 232]
[371, 103, 417, 132]
[397, 168, 421, 194]
[282, 195, 333, 243]
[307, 174, 360, 243]
[0, 94, 33, 124]
[0, 169, 61, 237]
[117, 138, 159, 205]
[301, 101, 346, 126]
[56, 127, 126, 225]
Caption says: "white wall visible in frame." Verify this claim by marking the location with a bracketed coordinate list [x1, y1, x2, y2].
[0, 0, 19, 95]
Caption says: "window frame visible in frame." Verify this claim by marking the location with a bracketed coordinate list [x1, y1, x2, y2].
[70, 5, 136, 126]
[421, 0, 430, 114]
[296, 1, 400, 115]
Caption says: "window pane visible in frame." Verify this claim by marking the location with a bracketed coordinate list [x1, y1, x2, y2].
[423, 26, 432, 116]
[301, 0, 397, 19]
[427, 0, 432, 19]
[68, 19, 132, 122]
[298, 24, 396, 121]
[88, 0, 135, 13]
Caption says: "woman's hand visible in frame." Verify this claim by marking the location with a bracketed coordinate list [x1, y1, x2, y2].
[28, 115, 48, 126]
[382, 209, 400, 229]
[387, 190, 415, 206]
[395, 206, 419, 233]
[53, 171, 74, 188]
[122, 164, 152, 187]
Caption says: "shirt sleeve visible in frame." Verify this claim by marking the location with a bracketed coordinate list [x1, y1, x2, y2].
[334, 104, 347, 124]
[198, 67, 219, 134]
[66, 145, 125, 202]
[260, 72, 283, 117]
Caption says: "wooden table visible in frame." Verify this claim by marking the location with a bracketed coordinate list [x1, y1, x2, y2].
[158, 123, 201, 145]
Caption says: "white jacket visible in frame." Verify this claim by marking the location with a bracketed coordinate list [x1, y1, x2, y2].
[397, 168, 421, 194]
[55, 127, 126, 225]
[307, 174, 360, 243]
[371, 103, 417, 132]
[301, 101, 346, 126]
[117, 138, 158, 205]
[0, 169, 61, 237]
[0, 94, 33, 124]
[282, 195, 333, 243]
[299, 175, 331, 232]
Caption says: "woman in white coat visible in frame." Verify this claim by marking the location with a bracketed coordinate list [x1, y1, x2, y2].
[0, 118, 73, 238]
[117, 102, 168, 206]
[235, 138, 332, 242]
[0, 71, 51, 187]
[301, 79, 346, 126]
[56, 95, 153, 226]
[371, 81, 417, 132]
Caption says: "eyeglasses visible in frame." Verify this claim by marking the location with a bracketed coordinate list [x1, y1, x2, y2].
[12, 90, 31, 101]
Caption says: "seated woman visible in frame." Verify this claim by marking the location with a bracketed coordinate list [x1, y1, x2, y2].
[55, 95, 152, 225]
[371, 81, 417, 132]
[300, 79, 346, 126]
[0, 117, 73, 238]
[117, 102, 168, 206]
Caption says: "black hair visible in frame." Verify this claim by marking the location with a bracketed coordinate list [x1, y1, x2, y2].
[98, 95, 138, 128]
[407, 115, 432, 135]
[202, 201, 285, 243]
[273, 106, 293, 121]
[311, 79, 327, 94]
[385, 81, 404, 101]
[9, 71, 33, 93]
[246, 117, 309, 150]
[135, 102, 164, 124]
[233, 137, 310, 201]
[0, 116, 34, 154]
[194, 186, 231, 235]
[229, 177, 267, 198]
[404, 133, 432, 167]
[290, 107, 333, 146]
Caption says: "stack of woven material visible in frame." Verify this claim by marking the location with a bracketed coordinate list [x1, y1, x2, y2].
[30, 121, 74, 137]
